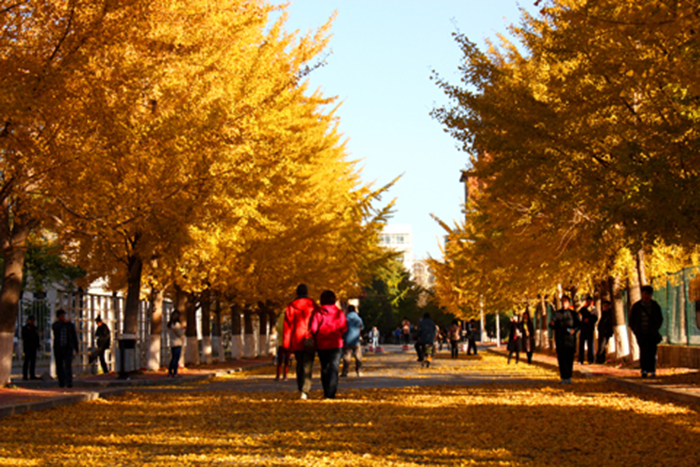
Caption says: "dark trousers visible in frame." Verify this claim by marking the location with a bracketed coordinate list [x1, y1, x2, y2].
[23, 349, 37, 379]
[317, 348, 342, 399]
[638, 333, 659, 374]
[294, 350, 315, 395]
[415, 342, 427, 361]
[403, 333, 410, 345]
[90, 345, 110, 374]
[450, 340, 459, 358]
[556, 346, 575, 380]
[54, 348, 74, 387]
[169, 346, 182, 376]
[596, 335, 611, 364]
[578, 333, 595, 364]
[341, 345, 362, 375]
[467, 337, 477, 355]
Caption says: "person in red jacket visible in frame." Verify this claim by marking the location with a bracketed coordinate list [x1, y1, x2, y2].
[283, 284, 319, 400]
[310, 290, 348, 399]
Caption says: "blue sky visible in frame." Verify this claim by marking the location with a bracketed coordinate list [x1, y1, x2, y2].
[276, 1, 534, 259]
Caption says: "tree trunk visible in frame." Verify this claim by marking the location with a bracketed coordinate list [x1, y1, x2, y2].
[174, 286, 188, 368]
[258, 302, 269, 357]
[627, 274, 641, 361]
[610, 275, 631, 360]
[636, 249, 648, 287]
[146, 287, 163, 371]
[230, 304, 243, 359]
[122, 254, 143, 337]
[212, 297, 224, 362]
[185, 292, 199, 365]
[243, 306, 257, 358]
[200, 290, 212, 364]
[0, 219, 32, 386]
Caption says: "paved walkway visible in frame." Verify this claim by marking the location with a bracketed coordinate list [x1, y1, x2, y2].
[3, 346, 699, 417]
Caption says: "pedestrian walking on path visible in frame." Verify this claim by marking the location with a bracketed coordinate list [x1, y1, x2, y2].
[275, 345, 291, 381]
[507, 312, 522, 364]
[466, 319, 478, 355]
[22, 316, 40, 381]
[310, 290, 347, 399]
[522, 310, 535, 364]
[368, 326, 380, 349]
[630, 285, 664, 378]
[52, 309, 79, 388]
[401, 317, 411, 345]
[549, 295, 580, 384]
[415, 313, 437, 364]
[578, 296, 597, 365]
[283, 284, 320, 400]
[596, 300, 614, 364]
[88, 316, 111, 374]
[341, 305, 364, 377]
[167, 311, 185, 377]
[448, 319, 461, 359]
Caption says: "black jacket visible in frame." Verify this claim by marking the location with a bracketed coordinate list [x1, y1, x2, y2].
[95, 323, 111, 349]
[22, 323, 40, 352]
[578, 306, 598, 337]
[52, 320, 79, 352]
[597, 309, 614, 339]
[630, 300, 663, 337]
[417, 318, 437, 344]
[550, 308, 580, 350]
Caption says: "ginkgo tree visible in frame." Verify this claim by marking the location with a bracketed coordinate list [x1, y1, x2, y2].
[0, 0, 151, 386]
[430, 0, 700, 353]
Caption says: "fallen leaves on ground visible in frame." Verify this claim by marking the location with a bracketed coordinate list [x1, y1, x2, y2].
[0, 353, 698, 466]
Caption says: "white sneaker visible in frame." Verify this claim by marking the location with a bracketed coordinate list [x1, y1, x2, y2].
[300, 392, 308, 400]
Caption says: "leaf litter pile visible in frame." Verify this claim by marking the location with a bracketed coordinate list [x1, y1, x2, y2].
[1, 353, 698, 466]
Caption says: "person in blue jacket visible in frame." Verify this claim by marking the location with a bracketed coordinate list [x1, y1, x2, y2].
[341, 305, 364, 377]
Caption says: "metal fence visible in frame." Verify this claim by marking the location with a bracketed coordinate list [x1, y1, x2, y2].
[652, 267, 700, 346]
[13, 290, 176, 375]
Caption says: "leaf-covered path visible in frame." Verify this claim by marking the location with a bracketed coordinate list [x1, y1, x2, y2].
[1, 350, 699, 466]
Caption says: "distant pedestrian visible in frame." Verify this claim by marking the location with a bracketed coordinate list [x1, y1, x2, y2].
[369, 326, 380, 348]
[415, 313, 437, 363]
[401, 317, 411, 345]
[522, 310, 535, 364]
[167, 310, 185, 377]
[507, 312, 522, 364]
[549, 295, 580, 384]
[394, 327, 401, 344]
[596, 300, 614, 364]
[22, 315, 40, 381]
[578, 296, 598, 364]
[448, 319, 461, 359]
[52, 309, 79, 388]
[310, 290, 347, 399]
[466, 319, 478, 355]
[341, 305, 364, 377]
[88, 316, 111, 374]
[630, 285, 664, 378]
[275, 345, 291, 381]
[283, 284, 320, 399]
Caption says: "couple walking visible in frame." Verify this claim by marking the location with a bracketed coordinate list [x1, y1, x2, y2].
[283, 284, 347, 399]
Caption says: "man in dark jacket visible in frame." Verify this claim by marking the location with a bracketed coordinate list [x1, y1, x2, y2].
[596, 300, 614, 364]
[549, 295, 580, 384]
[22, 316, 41, 380]
[52, 309, 79, 388]
[578, 296, 598, 364]
[89, 316, 111, 374]
[415, 312, 437, 363]
[630, 285, 664, 378]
